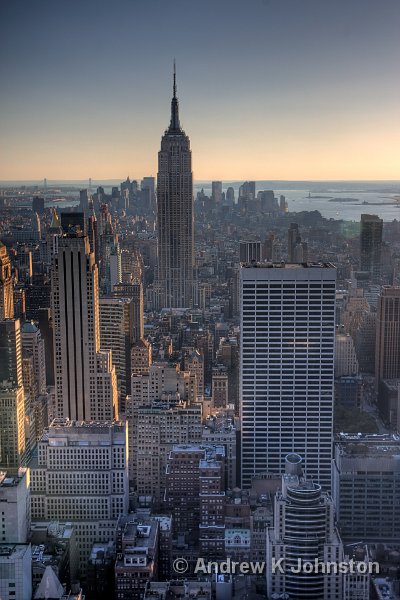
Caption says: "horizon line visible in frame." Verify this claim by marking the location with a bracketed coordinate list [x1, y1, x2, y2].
[1, 178, 400, 185]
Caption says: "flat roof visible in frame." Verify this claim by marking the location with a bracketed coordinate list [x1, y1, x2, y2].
[241, 261, 335, 269]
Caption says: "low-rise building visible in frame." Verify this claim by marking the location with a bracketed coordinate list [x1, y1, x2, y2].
[115, 517, 159, 600]
[30, 521, 78, 592]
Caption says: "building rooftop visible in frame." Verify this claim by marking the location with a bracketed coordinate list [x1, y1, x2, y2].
[0, 543, 30, 560]
[372, 578, 400, 600]
[144, 580, 212, 600]
[21, 320, 39, 334]
[336, 433, 400, 458]
[89, 541, 115, 563]
[241, 261, 335, 269]
[38, 419, 126, 442]
[0, 468, 28, 487]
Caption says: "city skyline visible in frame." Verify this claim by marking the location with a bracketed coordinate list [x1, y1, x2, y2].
[1, 0, 399, 180]
[1, 2, 400, 597]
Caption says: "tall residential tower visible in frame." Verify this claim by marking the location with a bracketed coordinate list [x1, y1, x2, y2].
[360, 213, 383, 282]
[155, 66, 194, 308]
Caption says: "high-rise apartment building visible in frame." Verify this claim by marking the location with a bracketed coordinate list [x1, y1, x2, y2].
[0, 383, 26, 471]
[130, 363, 197, 407]
[113, 281, 144, 343]
[155, 67, 194, 308]
[21, 321, 46, 395]
[165, 444, 225, 547]
[198, 447, 226, 560]
[360, 213, 383, 282]
[333, 433, 400, 541]
[266, 454, 344, 600]
[212, 367, 229, 408]
[240, 262, 336, 489]
[127, 400, 202, 503]
[0, 318, 22, 386]
[30, 419, 129, 573]
[100, 296, 134, 409]
[51, 228, 118, 421]
[335, 331, 359, 377]
[0, 241, 14, 320]
[0, 468, 30, 543]
[131, 338, 152, 376]
[375, 286, 400, 384]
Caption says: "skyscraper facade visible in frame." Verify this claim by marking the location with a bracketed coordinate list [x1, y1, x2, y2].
[155, 67, 194, 309]
[375, 286, 400, 384]
[0, 319, 26, 471]
[240, 262, 336, 489]
[21, 321, 47, 395]
[0, 241, 14, 320]
[266, 454, 344, 600]
[30, 419, 129, 573]
[360, 213, 383, 282]
[51, 229, 118, 421]
[99, 296, 133, 409]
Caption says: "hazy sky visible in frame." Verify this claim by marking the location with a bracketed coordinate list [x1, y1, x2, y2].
[1, 0, 399, 180]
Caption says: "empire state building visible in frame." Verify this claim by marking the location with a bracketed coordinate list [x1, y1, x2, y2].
[156, 67, 194, 309]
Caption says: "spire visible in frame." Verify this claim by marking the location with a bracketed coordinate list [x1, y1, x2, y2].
[169, 60, 181, 133]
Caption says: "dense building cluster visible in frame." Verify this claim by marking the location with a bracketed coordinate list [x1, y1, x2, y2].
[1, 74, 400, 600]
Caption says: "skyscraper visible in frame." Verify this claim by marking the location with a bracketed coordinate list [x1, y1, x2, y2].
[0, 241, 14, 320]
[155, 65, 194, 308]
[240, 262, 336, 489]
[113, 281, 144, 343]
[266, 454, 344, 599]
[21, 321, 47, 395]
[51, 227, 118, 421]
[360, 213, 383, 282]
[0, 319, 26, 470]
[288, 222, 307, 263]
[211, 181, 222, 204]
[99, 296, 134, 409]
[375, 286, 400, 384]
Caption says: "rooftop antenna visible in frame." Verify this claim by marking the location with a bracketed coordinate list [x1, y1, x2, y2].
[173, 58, 177, 98]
